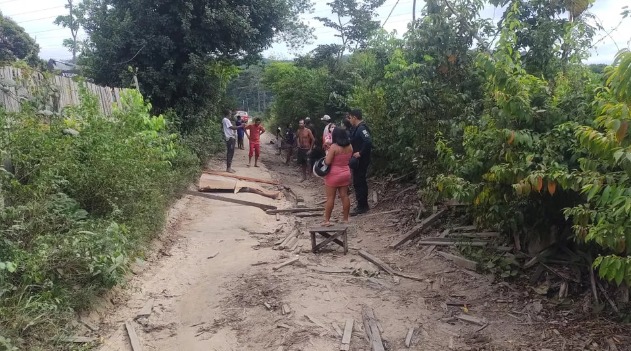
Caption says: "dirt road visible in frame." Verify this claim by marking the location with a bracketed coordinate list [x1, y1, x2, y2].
[90, 134, 623, 351]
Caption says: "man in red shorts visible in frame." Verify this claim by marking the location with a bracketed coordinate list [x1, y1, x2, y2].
[245, 117, 266, 167]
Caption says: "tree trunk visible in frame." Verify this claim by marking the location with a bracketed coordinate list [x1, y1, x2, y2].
[412, 0, 417, 26]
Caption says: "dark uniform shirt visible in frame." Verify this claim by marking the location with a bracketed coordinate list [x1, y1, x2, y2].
[351, 122, 372, 162]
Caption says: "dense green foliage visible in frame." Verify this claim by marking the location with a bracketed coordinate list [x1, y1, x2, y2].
[75, 0, 312, 129]
[256, 0, 631, 290]
[0, 85, 199, 349]
[0, 13, 41, 66]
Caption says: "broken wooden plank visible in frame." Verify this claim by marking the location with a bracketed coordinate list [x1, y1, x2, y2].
[456, 314, 486, 326]
[405, 327, 415, 348]
[135, 299, 154, 319]
[332, 322, 343, 337]
[264, 302, 272, 310]
[282, 236, 299, 250]
[340, 318, 354, 350]
[125, 321, 143, 351]
[206, 251, 220, 259]
[361, 209, 399, 218]
[362, 306, 385, 351]
[80, 317, 99, 332]
[272, 257, 300, 271]
[237, 185, 282, 200]
[281, 303, 292, 315]
[358, 250, 423, 282]
[390, 209, 447, 249]
[59, 336, 98, 343]
[305, 315, 330, 333]
[417, 240, 487, 247]
[422, 229, 450, 258]
[295, 212, 322, 218]
[202, 170, 280, 185]
[448, 231, 500, 238]
[310, 266, 352, 274]
[292, 243, 304, 254]
[289, 240, 300, 252]
[451, 225, 476, 232]
[359, 250, 395, 275]
[185, 190, 277, 211]
[437, 251, 478, 271]
[266, 207, 324, 214]
[277, 230, 297, 248]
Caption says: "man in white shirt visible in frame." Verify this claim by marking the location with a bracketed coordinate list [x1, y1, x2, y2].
[222, 109, 242, 173]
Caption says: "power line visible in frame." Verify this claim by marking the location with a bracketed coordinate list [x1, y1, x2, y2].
[29, 27, 66, 35]
[14, 15, 57, 24]
[4, 6, 64, 18]
[382, 0, 402, 27]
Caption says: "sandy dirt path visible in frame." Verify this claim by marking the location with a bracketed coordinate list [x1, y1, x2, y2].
[89, 134, 619, 351]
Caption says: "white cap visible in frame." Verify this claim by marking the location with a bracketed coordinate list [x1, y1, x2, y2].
[321, 115, 331, 121]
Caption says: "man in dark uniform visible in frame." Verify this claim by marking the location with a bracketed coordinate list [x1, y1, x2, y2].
[349, 109, 372, 216]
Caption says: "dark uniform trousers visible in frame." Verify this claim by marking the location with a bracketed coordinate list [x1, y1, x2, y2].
[353, 159, 370, 209]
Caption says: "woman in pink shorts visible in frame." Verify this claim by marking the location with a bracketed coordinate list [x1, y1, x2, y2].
[322, 127, 353, 226]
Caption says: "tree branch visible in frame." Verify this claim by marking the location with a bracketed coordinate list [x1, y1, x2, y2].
[442, 0, 490, 53]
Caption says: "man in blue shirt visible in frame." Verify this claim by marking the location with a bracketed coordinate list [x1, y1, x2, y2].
[348, 109, 372, 215]
[235, 115, 245, 150]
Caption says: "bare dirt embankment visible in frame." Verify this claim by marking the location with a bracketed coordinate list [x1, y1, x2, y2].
[88, 134, 628, 351]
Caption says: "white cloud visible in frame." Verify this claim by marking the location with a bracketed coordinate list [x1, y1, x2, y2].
[2, 0, 629, 64]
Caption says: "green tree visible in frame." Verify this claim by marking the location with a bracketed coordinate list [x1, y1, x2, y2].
[0, 12, 41, 66]
[54, 0, 87, 62]
[78, 0, 313, 131]
[262, 61, 330, 127]
[315, 0, 387, 60]
[490, 0, 596, 78]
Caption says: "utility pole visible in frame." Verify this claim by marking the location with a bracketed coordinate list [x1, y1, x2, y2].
[257, 83, 261, 112]
[67, 0, 79, 61]
[412, 0, 417, 27]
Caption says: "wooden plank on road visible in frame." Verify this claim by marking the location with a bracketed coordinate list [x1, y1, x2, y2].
[340, 318, 354, 350]
[125, 321, 143, 351]
[362, 306, 385, 351]
[267, 207, 324, 214]
[390, 209, 447, 249]
[184, 190, 277, 211]
[202, 171, 280, 185]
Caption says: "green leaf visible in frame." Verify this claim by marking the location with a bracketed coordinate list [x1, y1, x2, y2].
[614, 261, 625, 285]
[587, 182, 601, 201]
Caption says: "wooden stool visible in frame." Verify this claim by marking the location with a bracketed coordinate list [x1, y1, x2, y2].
[309, 226, 348, 254]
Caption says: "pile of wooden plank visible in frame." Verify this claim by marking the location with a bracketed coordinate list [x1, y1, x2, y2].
[273, 228, 303, 253]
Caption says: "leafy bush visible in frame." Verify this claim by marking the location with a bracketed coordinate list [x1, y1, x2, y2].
[0, 86, 200, 349]
[430, 3, 631, 287]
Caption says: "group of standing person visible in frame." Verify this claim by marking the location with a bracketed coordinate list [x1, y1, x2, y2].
[278, 109, 372, 225]
[221, 107, 372, 225]
[221, 109, 266, 173]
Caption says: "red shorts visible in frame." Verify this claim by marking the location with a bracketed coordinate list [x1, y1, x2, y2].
[249, 142, 261, 157]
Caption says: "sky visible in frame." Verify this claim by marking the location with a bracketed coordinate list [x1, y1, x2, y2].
[1, 0, 629, 64]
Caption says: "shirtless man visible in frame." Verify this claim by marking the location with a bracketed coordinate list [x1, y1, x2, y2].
[296, 119, 315, 182]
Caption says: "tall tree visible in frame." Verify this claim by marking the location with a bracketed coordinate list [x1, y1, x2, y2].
[78, 0, 313, 130]
[0, 12, 41, 66]
[315, 0, 387, 60]
[54, 0, 86, 62]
